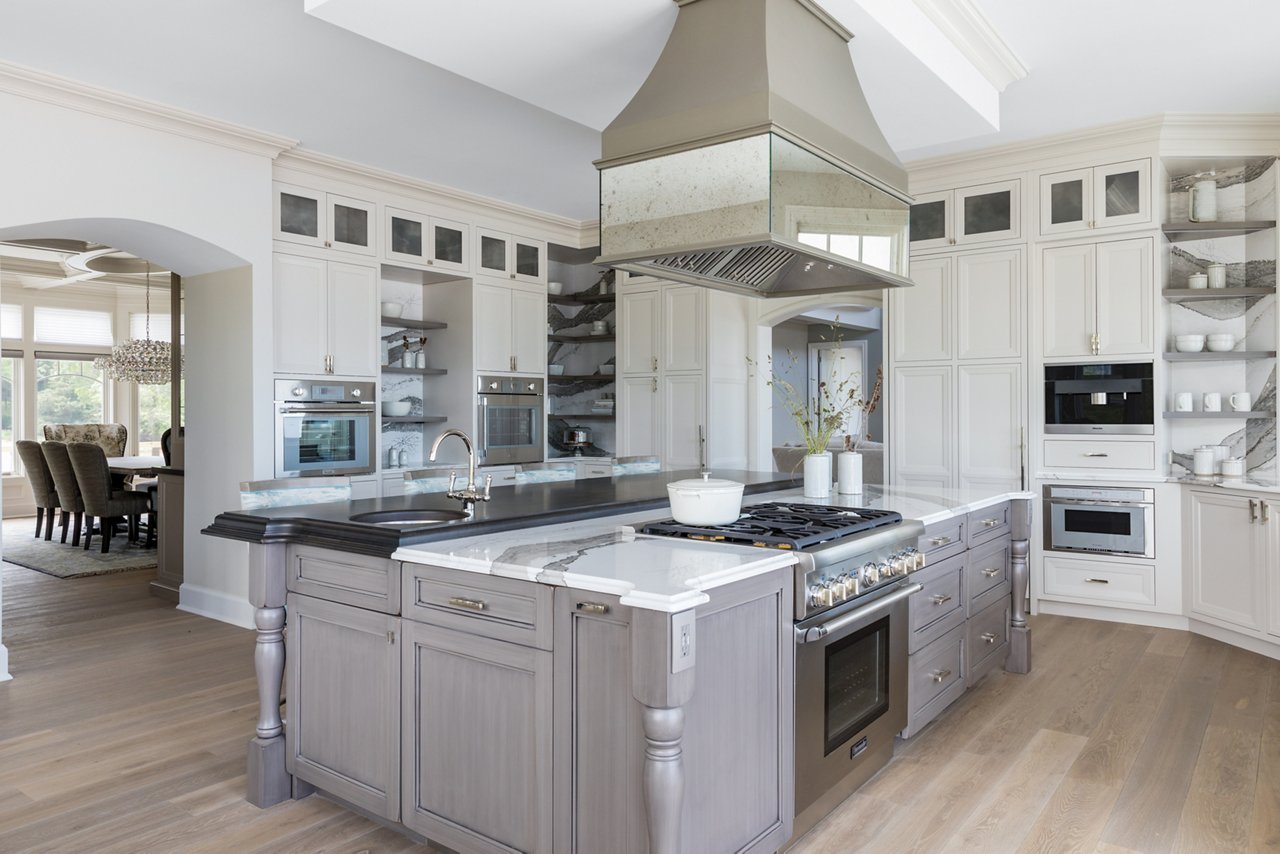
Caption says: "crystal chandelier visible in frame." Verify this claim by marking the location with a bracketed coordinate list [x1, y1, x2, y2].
[94, 263, 181, 385]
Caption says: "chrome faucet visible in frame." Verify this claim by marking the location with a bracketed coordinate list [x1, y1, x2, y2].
[428, 429, 492, 516]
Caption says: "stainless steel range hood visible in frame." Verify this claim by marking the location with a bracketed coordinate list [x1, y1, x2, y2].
[595, 0, 914, 298]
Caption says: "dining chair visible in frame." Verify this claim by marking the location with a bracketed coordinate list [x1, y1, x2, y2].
[16, 440, 60, 540]
[41, 441, 87, 547]
[613, 455, 661, 476]
[67, 442, 153, 553]
[239, 477, 351, 510]
[42, 423, 128, 456]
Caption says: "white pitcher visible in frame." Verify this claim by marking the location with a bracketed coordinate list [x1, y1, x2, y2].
[1189, 174, 1218, 222]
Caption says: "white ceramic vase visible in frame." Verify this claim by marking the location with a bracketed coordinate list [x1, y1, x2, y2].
[803, 452, 832, 499]
[837, 451, 863, 495]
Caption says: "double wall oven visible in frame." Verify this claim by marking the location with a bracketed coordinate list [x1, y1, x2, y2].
[274, 378, 377, 478]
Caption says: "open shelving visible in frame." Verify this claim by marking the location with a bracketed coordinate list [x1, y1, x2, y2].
[382, 365, 448, 376]
[1163, 351, 1277, 362]
[549, 292, 615, 307]
[548, 333, 615, 343]
[379, 316, 448, 330]
[1163, 411, 1273, 420]
[1162, 286, 1276, 303]
[1162, 220, 1276, 240]
[549, 412, 615, 420]
[548, 374, 615, 383]
[382, 415, 448, 424]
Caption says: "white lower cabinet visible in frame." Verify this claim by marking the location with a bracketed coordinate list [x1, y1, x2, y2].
[618, 375, 661, 458]
[891, 365, 954, 490]
[1041, 438, 1155, 472]
[1186, 489, 1274, 634]
[1043, 555, 1156, 608]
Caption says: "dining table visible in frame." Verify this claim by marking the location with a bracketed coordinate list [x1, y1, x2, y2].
[107, 455, 166, 477]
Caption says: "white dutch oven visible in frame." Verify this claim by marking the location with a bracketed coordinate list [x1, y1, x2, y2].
[666, 473, 745, 526]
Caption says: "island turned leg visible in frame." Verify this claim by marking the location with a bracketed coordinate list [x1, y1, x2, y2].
[641, 705, 686, 854]
[246, 544, 292, 808]
[1007, 499, 1032, 674]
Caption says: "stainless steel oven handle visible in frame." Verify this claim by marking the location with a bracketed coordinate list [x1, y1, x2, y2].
[796, 583, 922, 644]
[278, 406, 372, 415]
[477, 398, 488, 464]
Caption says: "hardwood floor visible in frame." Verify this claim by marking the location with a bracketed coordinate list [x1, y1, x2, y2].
[1, 561, 1277, 853]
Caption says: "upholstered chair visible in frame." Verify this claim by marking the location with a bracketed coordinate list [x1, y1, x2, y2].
[16, 440, 60, 540]
[239, 477, 352, 510]
[66, 442, 153, 553]
[40, 442, 87, 547]
[42, 423, 128, 456]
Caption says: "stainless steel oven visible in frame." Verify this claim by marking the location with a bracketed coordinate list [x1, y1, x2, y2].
[1044, 484, 1155, 558]
[274, 378, 377, 478]
[1045, 362, 1154, 434]
[477, 375, 544, 466]
[794, 580, 919, 826]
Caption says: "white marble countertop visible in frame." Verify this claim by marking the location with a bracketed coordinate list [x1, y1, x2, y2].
[1037, 469, 1280, 495]
[392, 483, 1033, 612]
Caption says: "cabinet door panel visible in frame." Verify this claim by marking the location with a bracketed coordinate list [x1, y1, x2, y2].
[328, 193, 376, 256]
[513, 236, 546, 285]
[908, 190, 952, 250]
[273, 254, 329, 374]
[890, 365, 954, 489]
[476, 228, 510, 277]
[511, 288, 546, 374]
[663, 373, 705, 470]
[1095, 159, 1150, 228]
[1039, 167, 1093, 236]
[274, 182, 325, 247]
[618, 375, 660, 459]
[287, 593, 399, 820]
[891, 256, 951, 362]
[1095, 237, 1153, 356]
[1268, 501, 1280, 638]
[1040, 243, 1096, 359]
[663, 286, 706, 372]
[956, 249, 1021, 360]
[430, 216, 469, 272]
[619, 288, 660, 374]
[402, 622, 552, 853]
[385, 206, 427, 266]
[1188, 490, 1264, 632]
[955, 180, 1020, 244]
[958, 363, 1022, 493]
[328, 262, 378, 376]
[474, 283, 513, 373]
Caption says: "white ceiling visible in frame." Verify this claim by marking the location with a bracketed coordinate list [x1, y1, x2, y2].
[1, 1, 1278, 224]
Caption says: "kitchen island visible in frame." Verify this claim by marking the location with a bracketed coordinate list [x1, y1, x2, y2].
[204, 473, 1032, 853]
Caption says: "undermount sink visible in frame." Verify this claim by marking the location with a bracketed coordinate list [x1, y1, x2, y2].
[349, 509, 470, 526]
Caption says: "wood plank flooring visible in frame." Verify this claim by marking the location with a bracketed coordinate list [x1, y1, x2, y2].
[1, 561, 1278, 853]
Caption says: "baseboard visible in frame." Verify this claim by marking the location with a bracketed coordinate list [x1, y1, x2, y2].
[1188, 619, 1280, 662]
[0, 643, 10, 682]
[178, 582, 255, 629]
[1036, 600, 1189, 630]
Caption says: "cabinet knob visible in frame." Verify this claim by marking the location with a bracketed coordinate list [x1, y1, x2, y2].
[981, 567, 1000, 578]
[980, 632, 998, 644]
[575, 601, 611, 615]
[930, 668, 951, 684]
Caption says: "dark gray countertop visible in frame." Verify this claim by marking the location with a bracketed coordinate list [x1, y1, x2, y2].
[202, 469, 802, 557]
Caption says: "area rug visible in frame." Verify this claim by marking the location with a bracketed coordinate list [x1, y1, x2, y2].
[1, 517, 157, 578]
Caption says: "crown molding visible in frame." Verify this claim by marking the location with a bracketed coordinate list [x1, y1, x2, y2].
[277, 148, 599, 248]
[0, 60, 297, 159]
[911, 0, 1027, 91]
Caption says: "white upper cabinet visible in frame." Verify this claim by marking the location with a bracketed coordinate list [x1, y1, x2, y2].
[384, 206, 470, 273]
[891, 256, 952, 362]
[327, 262, 379, 376]
[473, 282, 545, 375]
[619, 287, 660, 374]
[909, 180, 1021, 251]
[510, 288, 546, 375]
[273, 254, 377, 377]
[274, 182, 376, 256]
[661, 286, 706, 373]
[475, 227, 546, 286]
[1039, 159, 1150, 236]
[1040, 237, 1152, 360]
[955, 249, 1022, 361]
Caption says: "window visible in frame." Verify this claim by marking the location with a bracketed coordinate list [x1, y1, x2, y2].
[36, 356, 105, 434]
[1, 304, 21, 340]
[130, 312, 183, 343]
[798, 232, 894, 271]
[1, 353, 17, 475]
[137, 383, 172, 457]
[33, 307, 113, 346]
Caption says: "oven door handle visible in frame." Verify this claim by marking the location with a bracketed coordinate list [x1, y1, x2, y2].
[796, 582, 922, 644]
[476, 397, 489, 464]
[278, 406, 372, 415]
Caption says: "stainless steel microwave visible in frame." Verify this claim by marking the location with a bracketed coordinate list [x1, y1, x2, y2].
[1043, 484, 1154, 558]
[1044, 362, 1154, 435]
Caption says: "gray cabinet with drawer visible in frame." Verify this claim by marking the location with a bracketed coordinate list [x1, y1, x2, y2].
[967, 597, 1011, 683]
[287, 544, 401, 614]
[902, 623, 965, 738]
[966, 535, 1012, 616]
[908, 552, 966, 653]
[967, 500, 1011, 546]
[919, 515, 967, 563]
[402, 563, 553, 650]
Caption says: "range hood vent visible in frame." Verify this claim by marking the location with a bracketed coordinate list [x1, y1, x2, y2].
[595, 0, 915, 298]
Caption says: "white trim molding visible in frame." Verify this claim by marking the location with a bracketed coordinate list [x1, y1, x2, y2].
[0, 643, 9, 682]
[911, 0, 1028, 91]
[0, 60, 298, 160]
[178, 582, 256, 630]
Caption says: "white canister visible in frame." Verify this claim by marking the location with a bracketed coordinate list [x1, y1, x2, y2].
[803, 452, 832, 499]
[1207, 263, 1227, 288]
[1188, 272, 1208, 289]
[837, 451, 863, 495]
[1189, 176, 1218, 223]
[397, 449, 408, 467]
[387, 448, 399, 468]
[1221, 457, 1246, 478]
[1192, 446, 1217, 477]
[1203, 392, 1222, 412]
[416, 350, 427, 369]
[592, 320, 607, 334]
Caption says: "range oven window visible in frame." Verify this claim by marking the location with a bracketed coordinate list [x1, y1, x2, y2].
[296, 417, 359, 465]
[1064, 507, 1132, 537]
[823, 615, 890, 755]
[484, 404, 537, 449]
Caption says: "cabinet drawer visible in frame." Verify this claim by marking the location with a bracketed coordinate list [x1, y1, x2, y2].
[1043, 555, 1155, 608]
[577, 462, 613, 479]
[967, 501, 1011, 545]
[967, 597, 1010, 679]
[918, 516, 966, 563]
[907, 623, 965, 725]
[402, 563, 552, 650]
[287, 545, 401, 614]
[966, 535, 1011, 615]
[909, 553, 965, 652]
[1043, 439, 1155, 470]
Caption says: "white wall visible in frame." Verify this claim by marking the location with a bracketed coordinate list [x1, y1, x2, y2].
[0, 84, 281, 638]
[770, 321, 808, 448]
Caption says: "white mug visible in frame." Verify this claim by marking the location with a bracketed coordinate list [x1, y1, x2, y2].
[1188, 272, 1208, 289]
[1230, 392, 1253, 412]
[1203, 392, 1222, 412]
[1174, 392, 1193, 412]
[1189, 177, 1218, 222]
[591, 320, 607, 334]
[1207, 263, 1227, 288]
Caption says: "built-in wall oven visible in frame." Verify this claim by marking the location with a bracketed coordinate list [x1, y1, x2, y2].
[477, 375, 544, 466]
[1044, 484, 1155, 558]
[274, 378, 377, 478]
[1045, 362, 1154, 434]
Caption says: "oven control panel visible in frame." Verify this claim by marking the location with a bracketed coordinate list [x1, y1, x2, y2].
[804, 546, 925, 615]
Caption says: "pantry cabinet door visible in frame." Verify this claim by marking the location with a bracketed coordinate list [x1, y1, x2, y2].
[890, 365, 954, 490]
[618, 374, 660, 459]
[663, 286, 706, 373]
[662, 373, 706, 471]
[1095, 237, 1153, 357]
[955, 249, 1022, 360]
[1040, 243, 1096, 359]
[958, 363, 1023, 493]
[619, 288, 660, 374]
[1094, 159, 1150, 229]
[891, 256, 951, 362]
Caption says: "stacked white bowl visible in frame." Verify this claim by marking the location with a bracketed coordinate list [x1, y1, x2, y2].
[1207, 333, 1236, 352]
[1174, 334, 1205, 352]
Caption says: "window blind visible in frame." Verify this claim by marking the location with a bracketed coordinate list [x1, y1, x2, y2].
[1, 304, 21, 339]
[33, 307, 113, 346]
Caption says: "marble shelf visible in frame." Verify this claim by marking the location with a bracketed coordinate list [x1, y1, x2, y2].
[1162, 287, 1276, 302]
[1162, 221, 1276, 240]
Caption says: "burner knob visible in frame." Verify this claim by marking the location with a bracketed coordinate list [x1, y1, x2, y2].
[831, 574, 853, 600]
[860, 563, 879, 586]
[876, 561, 892, 581]
[913, 549, 927, 571]
[891, 554, 911, 576]
[811, 582, 836, 608]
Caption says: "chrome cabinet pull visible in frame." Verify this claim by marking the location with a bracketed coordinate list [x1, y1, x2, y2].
[1264, 502, 1272, 524]
[1250, 499, 1259, 523]
[1083, 452, 1109, 458]
[930, 594, 952, 606]
[981, 631, 998, 644]
[387, 630, 395, 645]
[981, 567, 1000, 578]
[930, 668, 951, 684]
[652, 356, 658, 372]
[929, 536, 952, 546]
[1084, 577, 1109, 584]
[981, 518, 1000, 527]
[447, 596, 487, 612]
[651, 377, 657, 393]
[575, 601, 610, 615]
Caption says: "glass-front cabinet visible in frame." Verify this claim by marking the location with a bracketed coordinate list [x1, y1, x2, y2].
[273, 182, 376, 256]
[909, 179, 1021, 250]
[475, 227, 545, 285]
[384, 206, 470, 273]
[1039, 159, 1150, 236]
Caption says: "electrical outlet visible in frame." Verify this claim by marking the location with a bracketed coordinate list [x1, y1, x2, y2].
[671, 610, 695, 673]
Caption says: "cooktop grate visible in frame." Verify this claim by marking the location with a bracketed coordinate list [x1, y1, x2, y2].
[641, 502, 903, 549]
